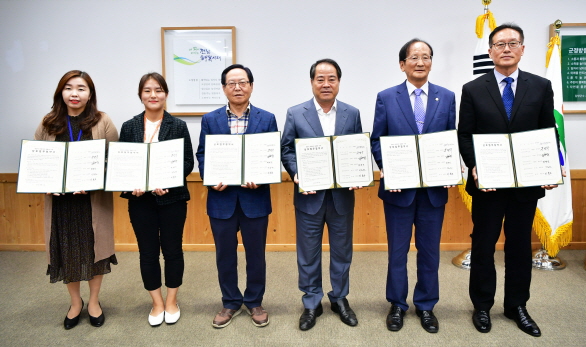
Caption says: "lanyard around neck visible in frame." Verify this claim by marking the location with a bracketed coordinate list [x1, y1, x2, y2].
[143, 114, 162, 143]
[67, 116, 82, 142]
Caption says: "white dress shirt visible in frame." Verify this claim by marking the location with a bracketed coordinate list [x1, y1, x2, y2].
[405, 80, 429, 113]
[313, 98, 337, 137]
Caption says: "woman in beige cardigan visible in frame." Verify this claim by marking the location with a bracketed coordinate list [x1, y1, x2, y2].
[35, 70, 118, 329]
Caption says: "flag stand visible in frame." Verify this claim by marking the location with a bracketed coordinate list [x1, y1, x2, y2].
[532, 249, 566, 270]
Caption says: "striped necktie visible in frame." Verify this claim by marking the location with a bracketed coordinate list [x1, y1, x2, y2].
[413, 88, 425, 134]
[502, 77, 514, 119]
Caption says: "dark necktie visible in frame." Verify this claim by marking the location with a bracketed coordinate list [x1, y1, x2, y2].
[413, 88, 425, 134]
[502, 77, 514, 119]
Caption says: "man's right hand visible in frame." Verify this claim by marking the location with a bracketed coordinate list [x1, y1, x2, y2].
[472, 166, 495, 192]
[294, 173, 316, 195]
[212, 182, 228, 191]
[380, 169, 401, 192]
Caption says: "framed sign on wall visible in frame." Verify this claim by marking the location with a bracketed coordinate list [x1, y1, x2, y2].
[161, 27, 236, 116]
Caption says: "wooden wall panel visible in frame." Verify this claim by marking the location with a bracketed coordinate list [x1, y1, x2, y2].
[566, 172, 586, 248]
[1, 171, 584, 252]
[0, 174, 45, 250]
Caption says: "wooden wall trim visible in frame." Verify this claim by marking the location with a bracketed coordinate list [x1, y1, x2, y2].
[1, 170, 585, 252]
[571, 170, 586, 179]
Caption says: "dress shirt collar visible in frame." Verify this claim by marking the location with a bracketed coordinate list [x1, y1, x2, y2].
[494, 68, 519, 81]
[405, 80, 429, 96]
[313, 98, 337, 114]
[494, 68, 519, 95]
[226, 102, 251, 118]
[494, 68, 519, 84]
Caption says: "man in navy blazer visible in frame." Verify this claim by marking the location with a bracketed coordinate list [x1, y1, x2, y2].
[458, 24, 560, 337]
[282, 59, 362, 331]
[196, 64, 277, 328]
[371, 39, 456, 334]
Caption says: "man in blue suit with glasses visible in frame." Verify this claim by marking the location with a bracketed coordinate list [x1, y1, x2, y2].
[371, 38, 456, 334]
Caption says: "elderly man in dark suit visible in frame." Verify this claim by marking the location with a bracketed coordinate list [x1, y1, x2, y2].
[281, 58, 362, 331]
[371, 38, 456, 334]
[458, 23, 560, 337]
[197, 64, 278, 329]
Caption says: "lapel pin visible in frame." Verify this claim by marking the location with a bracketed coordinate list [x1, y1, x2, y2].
[435, 98, 439, 101]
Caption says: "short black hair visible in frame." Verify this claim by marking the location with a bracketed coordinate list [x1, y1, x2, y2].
[399, 38, 433, 62]
[489, 23, 524, 46]
[221, 64, 254, 85]
[310, 58, 342, 80]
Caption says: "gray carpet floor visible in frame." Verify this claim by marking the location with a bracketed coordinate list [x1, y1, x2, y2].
[1, 250, 585, 346]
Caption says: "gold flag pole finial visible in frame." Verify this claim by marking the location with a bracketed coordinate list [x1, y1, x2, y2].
[546, 20, 563, 68]
[554, 19, 563, 35]
[476, 0, 496, 38]
[482, 0, 491, 13]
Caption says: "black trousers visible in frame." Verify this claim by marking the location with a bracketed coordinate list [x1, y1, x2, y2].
[469, 189, 537, 311]
[128, 194, 187, 291]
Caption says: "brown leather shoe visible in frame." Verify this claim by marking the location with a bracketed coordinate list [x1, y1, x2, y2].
[248, 306, 269, 327]
[212, 307, 242, 328]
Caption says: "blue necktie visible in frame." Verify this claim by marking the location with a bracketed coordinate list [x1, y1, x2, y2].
[502, 77, 514, 119]
[413, 88, 425, 134]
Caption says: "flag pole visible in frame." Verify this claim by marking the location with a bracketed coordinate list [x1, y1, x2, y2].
[452, 0, 495, 270]
[532, 19, 567, 271]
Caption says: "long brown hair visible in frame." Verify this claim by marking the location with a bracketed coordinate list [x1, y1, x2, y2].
[42, 70, 102, 136]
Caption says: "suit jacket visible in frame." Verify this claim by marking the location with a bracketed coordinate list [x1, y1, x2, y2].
[457, 69, 555, 201]
[119, 111, 195, 205]
[281, 99, 362, 215]
[196, 105, 278, 219]
[371, 81, 456, 208]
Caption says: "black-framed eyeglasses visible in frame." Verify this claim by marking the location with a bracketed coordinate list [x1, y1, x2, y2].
[491, 41, 522, 51]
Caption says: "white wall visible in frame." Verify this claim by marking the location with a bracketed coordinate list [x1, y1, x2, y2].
[1, 0, 585, 171]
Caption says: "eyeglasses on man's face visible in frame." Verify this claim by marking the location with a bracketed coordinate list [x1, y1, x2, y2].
[491, 41, 523, 51]
[225, 81, 250, 89]
[404, 55, 432, 63]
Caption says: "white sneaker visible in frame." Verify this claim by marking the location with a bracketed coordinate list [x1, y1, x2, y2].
[148, 309, 165, 327]
[165, 304, 181, 324]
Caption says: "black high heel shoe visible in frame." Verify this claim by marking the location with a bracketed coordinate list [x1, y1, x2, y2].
[64, 299, 84, 330]
[89, 302, 105, 327]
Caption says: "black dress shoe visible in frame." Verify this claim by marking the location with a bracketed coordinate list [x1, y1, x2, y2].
[64, 299, 84, 330]
[299, 303, 323, 331]
[386, 304, 405, 331]
[89, 302, 105, 327]
[416, 309, 439, 333]
[504, 306, 541, 337]
[472, 309, 491, 333]
[331, 298, 358, 326]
